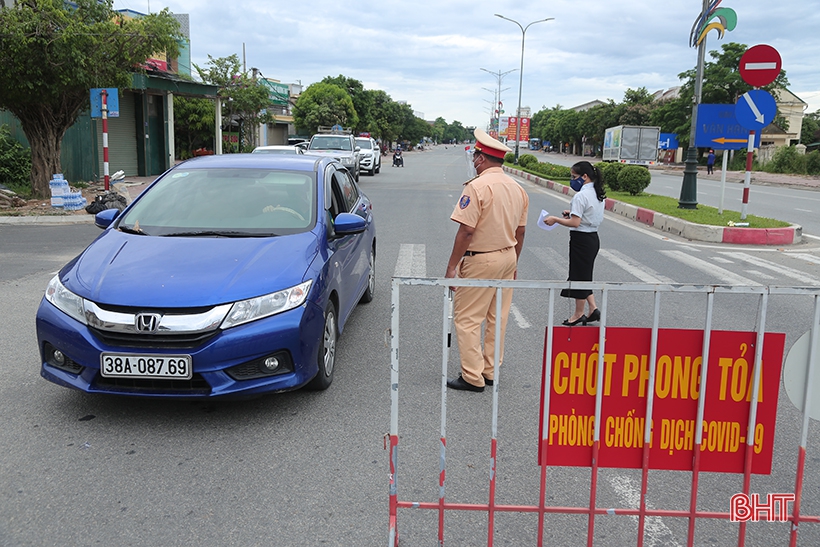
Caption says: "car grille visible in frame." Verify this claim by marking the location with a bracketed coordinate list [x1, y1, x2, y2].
[89, 327, 219, 349]
[94, 373, 211, 394]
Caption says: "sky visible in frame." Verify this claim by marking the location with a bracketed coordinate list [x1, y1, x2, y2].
[114, 0, 820, 131]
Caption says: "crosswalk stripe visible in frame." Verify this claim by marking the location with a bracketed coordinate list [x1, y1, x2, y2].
[599, 249, 675, 284]
[394, 244, 427, 277]
[527, 247, 566, 279]
[660, 250, 760, 286]
[720, 251, 820, 285]
[784, 253, 820, 266]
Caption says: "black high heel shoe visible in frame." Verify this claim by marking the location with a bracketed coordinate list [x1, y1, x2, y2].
[587, 309, 601, 323]
[562, 315, 587, 326]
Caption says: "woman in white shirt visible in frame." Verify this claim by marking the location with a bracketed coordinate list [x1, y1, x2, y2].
[544, 161, 606, 325]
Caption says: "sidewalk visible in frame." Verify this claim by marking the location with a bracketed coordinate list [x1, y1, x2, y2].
[655, 164, 820, 191]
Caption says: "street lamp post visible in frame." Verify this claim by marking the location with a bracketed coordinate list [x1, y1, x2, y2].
[495, 14, 553, 164]
[480, 67, 517, 136]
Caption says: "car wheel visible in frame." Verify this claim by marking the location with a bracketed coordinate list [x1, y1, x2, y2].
[360, 245, 375, 303]
[306, 302, 337, 390]
[375, 162, 380, 174]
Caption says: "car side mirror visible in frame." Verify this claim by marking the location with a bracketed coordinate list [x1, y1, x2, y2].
[334, 212, 366, 235]
[95, 208, 120, 229]
[354, 146, 361, 153]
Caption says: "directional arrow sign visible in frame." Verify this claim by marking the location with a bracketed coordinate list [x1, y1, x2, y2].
[695, 104, 761, 150]
[739, 44, 782, 87]
[735, 90, 777, 131]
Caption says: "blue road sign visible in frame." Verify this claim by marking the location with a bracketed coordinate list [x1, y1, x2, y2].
[90, 88, 119, 118]
[695, 104, 761, 150]
[658, 133, 679, 150]
[734, 89, 777, 131]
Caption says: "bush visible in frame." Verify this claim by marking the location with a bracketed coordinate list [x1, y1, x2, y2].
[0, 125, 32, 195]
[806, 150, 820, 176]
[617, 165, 651, 195]
[529, 161, 571, 179]
[504, 152, 515, 164]
[765, 145, 807, 174]
[728, 149, 759, 171]
[598, 161, 623, 191]
[518, 154, 538, 168]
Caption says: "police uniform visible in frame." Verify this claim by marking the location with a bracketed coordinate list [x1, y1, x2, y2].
[449, 130, 529, 389]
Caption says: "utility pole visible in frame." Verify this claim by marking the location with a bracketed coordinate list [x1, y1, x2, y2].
[480, 68, 517, 140]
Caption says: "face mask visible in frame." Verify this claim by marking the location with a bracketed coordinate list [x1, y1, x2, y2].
[570, 176, 584, 192]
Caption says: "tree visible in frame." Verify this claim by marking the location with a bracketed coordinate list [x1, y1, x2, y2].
[195, 55, 273, 152]
[801, 110, 820, 145]
[293, 83, 358, 135]
[321, 75, 373, 134]
[173, 95, 214, 159]
[0, 0, 181, 197]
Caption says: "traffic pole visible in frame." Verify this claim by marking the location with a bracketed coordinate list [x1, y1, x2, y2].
[102, 90, 110, 191]
[740, 130, 755, 220]
[718, 152, 729, 215]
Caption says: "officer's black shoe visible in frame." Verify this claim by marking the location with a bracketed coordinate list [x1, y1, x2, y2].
[483, 377, 494, 386]
[447, 375, 485, 392]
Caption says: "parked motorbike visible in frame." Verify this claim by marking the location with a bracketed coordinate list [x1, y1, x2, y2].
[392, 150, 404, 167]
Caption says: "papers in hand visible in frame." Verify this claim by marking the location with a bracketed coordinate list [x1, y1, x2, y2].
[537, 209, 557, 231]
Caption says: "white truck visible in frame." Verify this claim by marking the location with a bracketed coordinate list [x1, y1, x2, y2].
[602, 125, 661, 165]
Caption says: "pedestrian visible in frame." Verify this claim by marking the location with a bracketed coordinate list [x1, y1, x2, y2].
[543, 160, 605, 326]
[444, 129, 529, 392]
[707, 149, 716, 175]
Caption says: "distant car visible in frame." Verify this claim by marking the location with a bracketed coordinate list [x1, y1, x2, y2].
[36, 154, 376, 398]
[308, 132, 361, 182]
[355, 137, 381, 176]
[252, 145, 304, 155]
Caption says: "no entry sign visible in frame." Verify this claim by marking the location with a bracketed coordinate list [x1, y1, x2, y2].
[739, 45, 782, 87]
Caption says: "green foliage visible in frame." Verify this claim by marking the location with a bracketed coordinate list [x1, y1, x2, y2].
[533, 162, 571, 179]
[518, 154, 538, 168]
[174, 95, 215, 159]
[764, 146, 807, 174]
[293, 82, 359, 135]
[617, 165, 651, 195]
[728, 150, 758, 171]
[806, 151, 820, 176]
[597, 162, 623, 191]
[504, 152, 515, 164]
[0, 125, 32, 195]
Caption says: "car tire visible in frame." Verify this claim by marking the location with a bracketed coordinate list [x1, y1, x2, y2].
[306, 301, 337, 390]
[360, 245, 375, 303]
[375, 162, 380, 174]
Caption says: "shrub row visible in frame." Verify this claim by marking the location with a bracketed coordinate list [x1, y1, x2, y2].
[0, 125, 32, 194]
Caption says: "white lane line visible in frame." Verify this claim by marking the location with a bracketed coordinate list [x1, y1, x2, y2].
[796, 208, 813, 213]
[509, 303, 531, 329]
[528, 247, 567, 279]
[720, 251, 820, 285]
[394, 243, 427, 277]
[745, 269, 776, 280]
[599, 249, 675, 284]
[608, 475, 681, 547]
[712, 256, 733, 264]
[785, 253, 820, 265]
[660, 250, 760, 286]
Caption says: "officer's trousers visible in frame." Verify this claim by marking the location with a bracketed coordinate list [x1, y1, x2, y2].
[454, 247, 517, 387]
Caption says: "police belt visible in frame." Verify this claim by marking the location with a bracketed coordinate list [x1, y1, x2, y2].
[463, 247, 509, 257]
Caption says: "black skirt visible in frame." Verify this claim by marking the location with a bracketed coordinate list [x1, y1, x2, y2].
[560, 230, 600, 300]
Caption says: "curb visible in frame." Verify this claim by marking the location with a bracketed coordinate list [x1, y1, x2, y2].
[0, 214, 94, 225]
[505, 167, 802, 246]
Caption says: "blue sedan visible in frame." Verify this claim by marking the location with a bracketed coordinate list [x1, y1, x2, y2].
[36, 154, 376, 397]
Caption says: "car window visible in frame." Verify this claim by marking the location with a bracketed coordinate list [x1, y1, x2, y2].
[333, 170, 359, 211]
[117, 168, 317, 236]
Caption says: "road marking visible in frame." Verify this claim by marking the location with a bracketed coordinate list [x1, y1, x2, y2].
[394, 244, 427, 277]
[598, 249, 675, 284]
[796, 208, 813, 213]
[745, 269, 776, 280]
[720, 251, 820, 285]
[608, 475, 681, 547]
[527, 247, 567, 279]
[712, 256, 734, 264]
[660, 250, 760, 285]
[509, 303, 531, 329]
[785, 253, 820, 265]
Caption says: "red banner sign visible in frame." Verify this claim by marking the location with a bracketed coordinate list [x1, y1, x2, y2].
[539, 327, 785, 474]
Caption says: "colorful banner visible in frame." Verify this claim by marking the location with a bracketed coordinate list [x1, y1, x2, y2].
[539, 327, 785, 474]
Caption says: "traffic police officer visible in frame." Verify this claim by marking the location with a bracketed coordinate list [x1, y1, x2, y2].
[445, 129, 529, 392]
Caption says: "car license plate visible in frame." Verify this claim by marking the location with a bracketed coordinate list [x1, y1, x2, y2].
[100, 353, 192, 379]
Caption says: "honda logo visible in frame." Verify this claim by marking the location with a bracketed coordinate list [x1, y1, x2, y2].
[135, 313, 161, 333]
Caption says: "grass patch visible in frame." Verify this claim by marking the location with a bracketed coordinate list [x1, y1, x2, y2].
[509, 165, 791, 229]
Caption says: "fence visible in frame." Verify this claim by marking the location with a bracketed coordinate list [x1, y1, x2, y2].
[387, 277, 820, 546]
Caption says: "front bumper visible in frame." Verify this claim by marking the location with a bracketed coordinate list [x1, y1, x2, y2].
[36, 297, 325, 398]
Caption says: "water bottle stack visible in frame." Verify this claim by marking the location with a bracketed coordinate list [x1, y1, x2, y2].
[49, 174, 88, 211]
[49, 174, 69, 208]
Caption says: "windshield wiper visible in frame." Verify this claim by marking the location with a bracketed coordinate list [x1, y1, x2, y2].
[160, 230, 276, 238]
[119, 225, 148, 236]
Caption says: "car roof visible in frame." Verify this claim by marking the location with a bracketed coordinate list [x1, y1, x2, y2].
[253, 145, 301, 151]
[174, 153, 330, 172]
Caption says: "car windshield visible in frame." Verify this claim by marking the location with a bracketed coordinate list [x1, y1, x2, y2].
[355, 139, 372, 149]
[117, 168, 317, 237]
[309, 136, 351, 151]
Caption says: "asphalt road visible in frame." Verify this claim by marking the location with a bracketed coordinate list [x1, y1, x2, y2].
[2, 146, 820, 546]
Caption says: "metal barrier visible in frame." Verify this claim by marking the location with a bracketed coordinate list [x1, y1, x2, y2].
[387, 277, 820, 547]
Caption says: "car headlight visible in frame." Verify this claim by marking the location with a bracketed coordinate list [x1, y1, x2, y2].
[340, 156, 354, 165]
[221, 280, 312, 329]
[45, 275, 87, 324]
